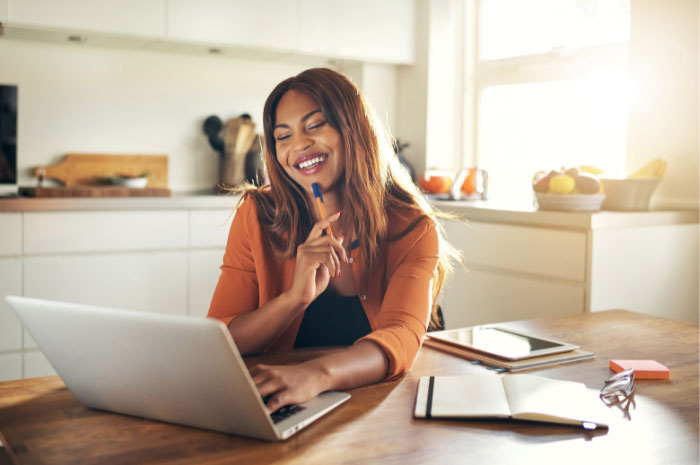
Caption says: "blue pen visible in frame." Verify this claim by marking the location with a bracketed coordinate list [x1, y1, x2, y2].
[312, 182, 335, 238]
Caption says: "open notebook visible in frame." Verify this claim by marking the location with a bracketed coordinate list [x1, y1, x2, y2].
[414, 373, 609, 429]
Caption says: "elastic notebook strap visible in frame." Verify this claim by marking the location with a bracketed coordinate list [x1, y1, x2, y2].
[426, 376, 435, 419]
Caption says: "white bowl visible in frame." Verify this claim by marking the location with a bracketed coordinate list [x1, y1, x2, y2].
[600, 178, 661, 211]
[115, 177, 148, 188]
[535, 193, 606, 212]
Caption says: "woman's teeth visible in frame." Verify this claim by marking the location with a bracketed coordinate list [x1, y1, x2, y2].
[297, 156, 325, 170]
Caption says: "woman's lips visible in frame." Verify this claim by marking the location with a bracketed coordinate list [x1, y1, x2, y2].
[293, 153, 328, 175]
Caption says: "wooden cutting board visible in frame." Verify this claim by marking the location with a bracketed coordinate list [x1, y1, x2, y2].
[19, 187, 171, 197]
[35, 154, 168, 188]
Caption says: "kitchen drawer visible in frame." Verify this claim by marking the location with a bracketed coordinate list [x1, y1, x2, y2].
[189, 209, 234, 249]
[189, 250, 225, 318]
[440, 268, 585, 329]
[0, 213, 22, 256]
[23, 251, 188, 348]
[0, 258, 23, 352]
[0, 353, 22, 382]
[444, 220, 586, 281]
[24, 210, 188, 254]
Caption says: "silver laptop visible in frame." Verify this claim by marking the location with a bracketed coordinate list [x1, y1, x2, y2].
[5, 295, 350, 441]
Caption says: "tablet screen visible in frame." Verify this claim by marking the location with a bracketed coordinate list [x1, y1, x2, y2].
[428, 326, 575, 360]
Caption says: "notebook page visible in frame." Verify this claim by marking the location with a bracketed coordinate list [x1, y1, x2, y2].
[502, 374, 606, 425]
[430, 374, 511, 418]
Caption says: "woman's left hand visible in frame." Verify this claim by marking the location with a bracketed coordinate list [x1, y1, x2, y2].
[249, 361, 331, 413]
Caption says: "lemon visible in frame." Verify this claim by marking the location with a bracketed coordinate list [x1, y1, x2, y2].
[549, 174, 576, 194]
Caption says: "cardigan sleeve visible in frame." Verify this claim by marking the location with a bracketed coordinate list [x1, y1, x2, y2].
[356, 218, 439, 380]
[207, 197, 260, 328]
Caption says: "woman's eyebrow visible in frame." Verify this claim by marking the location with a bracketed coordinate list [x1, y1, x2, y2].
[274, 109, 322, 130]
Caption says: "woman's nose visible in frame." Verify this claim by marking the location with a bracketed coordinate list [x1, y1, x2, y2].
[290, 131, 312, 153]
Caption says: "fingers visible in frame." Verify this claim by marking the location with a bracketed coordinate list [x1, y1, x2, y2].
[264, 392, 289, 413]
[302, 245, 341, 277]
[302, 235, 348, 265]
[249, 365, 293, 413]
[306, 210, 342, 241]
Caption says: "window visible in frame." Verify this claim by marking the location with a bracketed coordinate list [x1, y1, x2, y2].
[467, 0, 631, 203]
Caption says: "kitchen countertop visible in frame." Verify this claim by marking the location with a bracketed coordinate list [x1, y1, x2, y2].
[433, 199, 699, 230]
[0, 192, 696, 230]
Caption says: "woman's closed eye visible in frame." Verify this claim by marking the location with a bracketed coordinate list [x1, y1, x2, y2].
[307, 120, 327, 130]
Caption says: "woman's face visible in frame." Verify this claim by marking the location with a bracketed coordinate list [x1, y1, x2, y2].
[273, 90, 344, 196]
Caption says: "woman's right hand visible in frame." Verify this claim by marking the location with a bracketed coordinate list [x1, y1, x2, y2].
[285, 211, 348, 309]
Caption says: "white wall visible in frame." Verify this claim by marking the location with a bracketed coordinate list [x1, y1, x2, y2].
[627, 0, 699, 210]
[0, 39, 316, 192]
[395, 0, 430, 177]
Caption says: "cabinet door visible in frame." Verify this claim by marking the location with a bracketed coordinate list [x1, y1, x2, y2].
[189, 209, 233, 249]
[0, 353, 22, 382]
[189, 250, 225, 318]
[0, 259, 22, 352]
[0, 213, 21, 256]
[7, 0, 166, 38]
[299, 0, 415, 64]
[23, 252, 188, 348]
[167, 0, 299, 51]
[24, 211, 188, 254]
[24, 351, 57, 378]
[440, 268, 585, 329]
[444, 220, 586, 281]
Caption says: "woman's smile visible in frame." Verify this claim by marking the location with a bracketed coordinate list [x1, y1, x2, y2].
[293, 152, 329, 174]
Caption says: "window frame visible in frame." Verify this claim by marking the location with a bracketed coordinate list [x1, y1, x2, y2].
[462, 0, 631, 178]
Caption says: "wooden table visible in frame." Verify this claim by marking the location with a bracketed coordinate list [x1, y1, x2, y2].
[1, 310, 697, 464]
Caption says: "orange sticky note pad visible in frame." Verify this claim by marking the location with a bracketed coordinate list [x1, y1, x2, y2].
[610, 360, 670, 380]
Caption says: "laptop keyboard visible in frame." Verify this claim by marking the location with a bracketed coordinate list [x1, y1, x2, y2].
[270, 404, 306, 424]
[262, 395, 307, 424]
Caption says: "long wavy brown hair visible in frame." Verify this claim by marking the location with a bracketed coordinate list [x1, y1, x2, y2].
[237, 68, 459, 330]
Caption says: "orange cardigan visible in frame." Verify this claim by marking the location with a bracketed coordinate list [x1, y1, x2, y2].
[207, 195, 439, 380]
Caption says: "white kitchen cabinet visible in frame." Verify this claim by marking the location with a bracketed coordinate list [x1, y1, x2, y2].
[24, 252, 189, 314]
[189, 250, 225, 318]
[441, 268, 585, 330]
[441, 219, 587, 328]
[189, 209, 233, 248]
[23, 350, 57, 378]
[451, 221, 586, 281]
[23, 252, 189, 349]
[0, 213, 22, 256]
[0, 201, 233, 380]
[437, 202, 699, 328]
[24, 211, 188, 254]
[167, 0, 299, 52]
[299, 0, 415, 64]
[0, 353, 22, 382]
[0, 259, 22, 352]
[590, 223, 699, 323]
[5, 0, 166, 38]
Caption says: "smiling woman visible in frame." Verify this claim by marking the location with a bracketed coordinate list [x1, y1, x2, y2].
[207, 68, 459, 414]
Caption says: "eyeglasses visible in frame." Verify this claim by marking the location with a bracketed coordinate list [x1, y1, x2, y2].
[600, 368, 634, 401]
[600, 368, 635, 419]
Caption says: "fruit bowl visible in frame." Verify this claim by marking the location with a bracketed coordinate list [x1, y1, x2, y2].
[535, 193, 606, 212]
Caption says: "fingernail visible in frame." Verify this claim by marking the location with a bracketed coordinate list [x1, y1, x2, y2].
[338, 271, 343, 279]
[335, 210, 342, 216]
[339, 236, 345, 244]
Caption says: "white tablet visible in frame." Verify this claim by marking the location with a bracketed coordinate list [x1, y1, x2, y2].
[427, 326, 579, 361]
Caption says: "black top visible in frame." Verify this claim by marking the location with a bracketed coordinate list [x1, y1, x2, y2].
[294, 290, 371, 348]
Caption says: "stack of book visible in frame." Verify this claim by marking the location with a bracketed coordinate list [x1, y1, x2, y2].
[423, 327, 594, 372]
